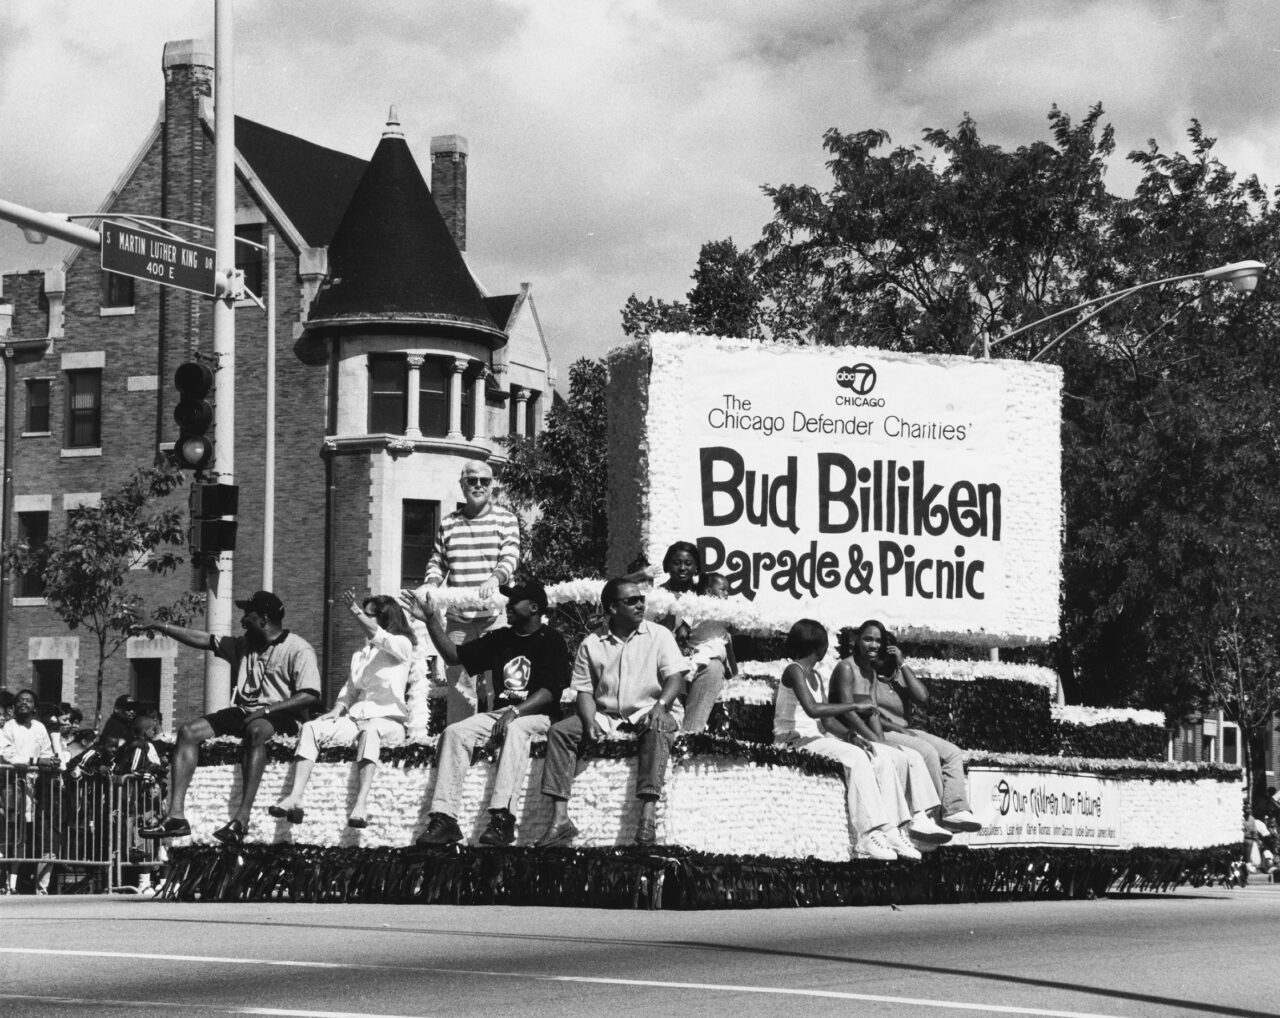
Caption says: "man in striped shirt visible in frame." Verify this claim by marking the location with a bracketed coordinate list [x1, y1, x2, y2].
[416, 460, 521, 725]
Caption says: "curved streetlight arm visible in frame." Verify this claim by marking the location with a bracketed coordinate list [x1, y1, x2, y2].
[1029, 291, 1140, 363]
[984, 260, 1265, 358]
[985, 272, 1205, 357]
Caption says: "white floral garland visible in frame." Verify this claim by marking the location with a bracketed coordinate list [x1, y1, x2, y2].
[1051, 705, 1165, 728]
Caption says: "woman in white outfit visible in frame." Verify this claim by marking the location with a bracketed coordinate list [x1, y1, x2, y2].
[272, 589, 414, 829]
[772, 620, 919, 861]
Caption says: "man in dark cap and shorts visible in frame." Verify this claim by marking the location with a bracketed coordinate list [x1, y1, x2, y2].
[140, 591, 321, 844]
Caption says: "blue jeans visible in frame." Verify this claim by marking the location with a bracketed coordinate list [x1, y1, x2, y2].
[541, 712, 679, 801]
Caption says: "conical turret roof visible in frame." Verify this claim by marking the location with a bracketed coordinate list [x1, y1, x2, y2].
[308, 111, 503, 341]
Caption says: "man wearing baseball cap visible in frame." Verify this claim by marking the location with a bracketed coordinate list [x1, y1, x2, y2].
[141, 590, 321, 844]
[401, 578, 569, 846]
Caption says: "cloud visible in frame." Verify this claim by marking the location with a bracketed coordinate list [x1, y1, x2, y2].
[4, 0, 1280, 366]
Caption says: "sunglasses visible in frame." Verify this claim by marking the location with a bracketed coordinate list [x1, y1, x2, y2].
[614, 595, 646, 607]
[463, 478, 492, 488]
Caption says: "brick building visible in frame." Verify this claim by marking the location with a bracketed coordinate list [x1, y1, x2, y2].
[0, 39, 555, 725]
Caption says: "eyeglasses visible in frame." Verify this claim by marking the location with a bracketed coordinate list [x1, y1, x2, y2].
[463, 478, 492, 488]
[614, 595, 646, 607]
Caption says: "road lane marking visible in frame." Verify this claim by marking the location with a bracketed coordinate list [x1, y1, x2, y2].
[0, 947, 1129, 1017]
[0, 996, 430, 1018]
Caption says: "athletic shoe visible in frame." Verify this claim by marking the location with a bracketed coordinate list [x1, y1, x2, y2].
[908, 812, 954, 844]
[942, 809, 983, 832]
[884, 826, 922, 860]
[855, 829, 898, 861]
[415, 812, 463, 845]
[478, 809, 516, 846]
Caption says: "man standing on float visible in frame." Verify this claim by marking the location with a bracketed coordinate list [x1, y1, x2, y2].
[414, 461, 521, 725]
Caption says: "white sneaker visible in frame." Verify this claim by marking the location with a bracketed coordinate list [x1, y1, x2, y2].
[884, 826, 922, 860]
[908, 812, 953, 844]
[942, 809, 983, 832]
[856, 829, 898, 861]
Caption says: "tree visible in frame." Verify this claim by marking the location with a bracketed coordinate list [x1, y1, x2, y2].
[499, 358, 609, 581]
[3, 465, 203, 726]
[622, 237, 761, 338]
[1055, 122, 1280, 807]
[624, 108, 1280, 802]
[754, 106, 1117, 352]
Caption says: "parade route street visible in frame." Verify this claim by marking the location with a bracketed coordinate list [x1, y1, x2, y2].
[1, 882, 1278, 1017]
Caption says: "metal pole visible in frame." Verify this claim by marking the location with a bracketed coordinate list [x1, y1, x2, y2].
[0, 199, 100, 249]
[205, 0, 236, 711]
[263, 231, 275, 589]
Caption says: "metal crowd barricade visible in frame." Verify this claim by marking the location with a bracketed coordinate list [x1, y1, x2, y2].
[1, 762, 166, 893]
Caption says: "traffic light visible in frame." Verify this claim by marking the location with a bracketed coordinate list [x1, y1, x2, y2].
[173, 361, 214, 471]
[189, 482, 238, 558]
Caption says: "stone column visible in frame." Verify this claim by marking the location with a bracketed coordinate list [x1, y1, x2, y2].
[405, 355, 424, 438]
[513, 387, 530, 438]
[471, 370, 486, 440]
[447, 358, 466, 440]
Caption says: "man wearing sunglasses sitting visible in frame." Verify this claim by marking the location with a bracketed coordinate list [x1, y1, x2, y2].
[415, 461, 521, 725]
[532, 578, 689, 848]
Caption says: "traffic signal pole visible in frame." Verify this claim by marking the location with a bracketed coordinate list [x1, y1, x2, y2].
[205, 0, 237, 712]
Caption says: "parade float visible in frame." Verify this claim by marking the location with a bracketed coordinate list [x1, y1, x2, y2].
[164, 333, 1242, 906]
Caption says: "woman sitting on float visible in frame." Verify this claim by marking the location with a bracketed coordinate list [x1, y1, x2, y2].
[271, 589, 415, 829]
[833, 619, 982, 833]
[649, 541, 729, 734]
[774, 619, 923, 860]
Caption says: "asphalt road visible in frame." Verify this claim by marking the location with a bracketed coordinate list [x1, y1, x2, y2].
[2, 882, 1278, 1018]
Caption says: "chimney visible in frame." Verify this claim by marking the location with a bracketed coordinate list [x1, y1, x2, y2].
[430, 134, 468, 252]
[162, 39, 214, 107]
[161, 40, 214, 226]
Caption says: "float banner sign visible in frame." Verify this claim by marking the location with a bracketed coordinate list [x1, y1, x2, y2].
[966, 767, 1121, 847]
[100, 220, 217, 296]
[645, 337, 1061, 637]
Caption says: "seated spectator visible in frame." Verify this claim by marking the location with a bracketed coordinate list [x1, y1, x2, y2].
[672, 571, 736, 733]
[140, 590, 321, 845]
[773, 621, 921, 861]
[533, 578, 689, 848]
[406, 579, 571, 846]
[0, 690, 15, 724]
[272, 589, 414, 829]
[841, 620, 981, 832]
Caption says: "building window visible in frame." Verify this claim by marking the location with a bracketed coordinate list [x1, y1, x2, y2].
[101, 271, 135, 309]
[15, 511, 49, 598]
[131, 658, 162, 709]
[65, 369, 102, 448]
[368, 355, 406, 434]
[32, 660, 63, 704]
[418, 360, 449, 438]
[236, 224, 264, 299]
[401, 499, 439, 588]
[525, 388, 541, 438]
[25, 379, 51, 433]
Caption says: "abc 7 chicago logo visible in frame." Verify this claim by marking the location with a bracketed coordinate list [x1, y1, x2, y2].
[991, 779, 1011, 816]
[835, 363, 877, 395]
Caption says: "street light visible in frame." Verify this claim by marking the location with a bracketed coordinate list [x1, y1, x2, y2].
[983, 259, 1267, 360]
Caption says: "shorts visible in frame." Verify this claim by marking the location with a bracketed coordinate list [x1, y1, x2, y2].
[204, 705, 304, 738]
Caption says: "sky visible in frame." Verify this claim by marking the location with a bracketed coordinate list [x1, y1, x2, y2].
[4, 0, 1280, 373]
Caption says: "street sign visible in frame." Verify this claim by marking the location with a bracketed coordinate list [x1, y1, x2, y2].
[100, 220, 217, 296]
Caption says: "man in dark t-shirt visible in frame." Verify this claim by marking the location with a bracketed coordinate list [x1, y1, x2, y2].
[402, 579, 570, 847]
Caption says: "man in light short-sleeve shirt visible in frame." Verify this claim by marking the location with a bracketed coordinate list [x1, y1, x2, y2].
[533, 578, 688, 849]
[140, 590, 321, 845]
